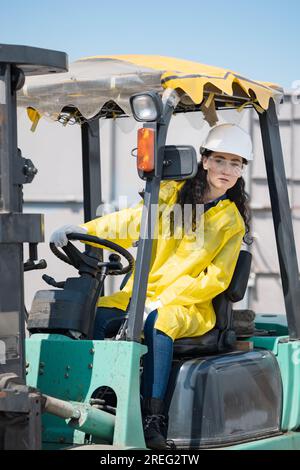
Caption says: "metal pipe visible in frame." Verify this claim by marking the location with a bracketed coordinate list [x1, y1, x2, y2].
[43, 395, 115, 441]
[69, 402, 115, 442]
[43, 395, 81, 419]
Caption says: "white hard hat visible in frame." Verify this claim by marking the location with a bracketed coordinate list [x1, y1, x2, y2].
[200, 123, 253, 161]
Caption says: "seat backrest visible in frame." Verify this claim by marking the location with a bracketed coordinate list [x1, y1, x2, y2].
[213, 250, 252, 330]
[226, 250, 252, 302]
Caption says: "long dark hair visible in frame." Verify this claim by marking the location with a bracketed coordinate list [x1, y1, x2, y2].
[177, 150, 252, 245]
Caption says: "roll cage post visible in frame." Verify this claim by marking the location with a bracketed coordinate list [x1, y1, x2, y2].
[126, 91, 180, 342]
[259, 99, 300, 340]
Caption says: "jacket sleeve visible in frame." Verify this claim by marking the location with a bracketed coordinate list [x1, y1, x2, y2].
[159, 228, 245, 307]
[80, 202, 143, 250]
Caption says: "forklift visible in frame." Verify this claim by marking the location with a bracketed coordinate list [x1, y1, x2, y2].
[1, 46, 300, 450]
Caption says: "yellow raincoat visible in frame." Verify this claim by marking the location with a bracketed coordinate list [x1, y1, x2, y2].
[82, 181, 245, 340]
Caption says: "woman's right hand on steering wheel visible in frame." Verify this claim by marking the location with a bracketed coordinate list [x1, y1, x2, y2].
[50, 224, 88, 248]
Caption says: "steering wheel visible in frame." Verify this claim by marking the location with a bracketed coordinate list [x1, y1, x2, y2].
[50, 232, 135, 275]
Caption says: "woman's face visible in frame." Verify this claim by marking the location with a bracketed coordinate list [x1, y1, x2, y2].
[202, 151, 244, 192]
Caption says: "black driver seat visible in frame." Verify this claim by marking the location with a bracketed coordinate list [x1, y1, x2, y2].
[173, 250, 252, 357]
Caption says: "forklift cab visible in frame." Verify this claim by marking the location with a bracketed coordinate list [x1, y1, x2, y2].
[1, 49, 300, 450]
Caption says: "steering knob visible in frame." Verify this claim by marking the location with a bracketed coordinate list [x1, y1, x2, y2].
[109, 253, 121, 263]
[107, 253, 123, 274]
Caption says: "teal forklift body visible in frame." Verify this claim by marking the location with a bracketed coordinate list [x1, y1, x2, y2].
[26, 334, 147, 449]
[26, 330, 300, 450]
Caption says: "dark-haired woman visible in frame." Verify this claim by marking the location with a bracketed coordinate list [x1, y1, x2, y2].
[50, 123, 253, 450]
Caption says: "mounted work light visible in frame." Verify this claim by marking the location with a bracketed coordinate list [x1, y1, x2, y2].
[130, 91, 163, 122]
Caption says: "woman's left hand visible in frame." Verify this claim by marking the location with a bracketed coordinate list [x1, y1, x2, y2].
[143, 299, 162, 324]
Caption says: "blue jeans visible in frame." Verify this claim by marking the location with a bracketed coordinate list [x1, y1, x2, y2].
[93, 307, 173, 400]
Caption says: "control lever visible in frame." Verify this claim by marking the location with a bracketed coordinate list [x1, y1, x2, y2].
[24, 243, 47, 272]
[42, 274, 65, 289]
[96, 253, 123, 275]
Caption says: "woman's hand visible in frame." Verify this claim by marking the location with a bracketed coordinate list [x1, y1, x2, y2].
[143, 299, 162, 325]
[50, 224, 88, 248]
[144, 299, 162, 315]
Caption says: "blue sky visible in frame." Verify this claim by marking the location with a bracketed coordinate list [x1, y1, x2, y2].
[1, 0, 299, 88]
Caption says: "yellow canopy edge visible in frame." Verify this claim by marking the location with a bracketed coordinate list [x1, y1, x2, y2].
[80, 55, 283, 110]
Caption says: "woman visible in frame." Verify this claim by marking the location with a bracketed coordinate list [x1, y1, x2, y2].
[50, 123, 253, 449]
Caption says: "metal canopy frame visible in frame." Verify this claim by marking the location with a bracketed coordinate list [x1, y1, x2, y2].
[0, 43, 68, 75]
[59, 92, 255, 123]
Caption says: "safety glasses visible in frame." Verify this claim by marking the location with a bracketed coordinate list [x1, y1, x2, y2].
[206, 156, 245, 177]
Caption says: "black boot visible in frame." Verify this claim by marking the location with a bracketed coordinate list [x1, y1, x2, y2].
[142, 398, 167, 450]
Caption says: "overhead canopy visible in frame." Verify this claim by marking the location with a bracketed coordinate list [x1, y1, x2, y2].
[17, 55, 283, 122]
